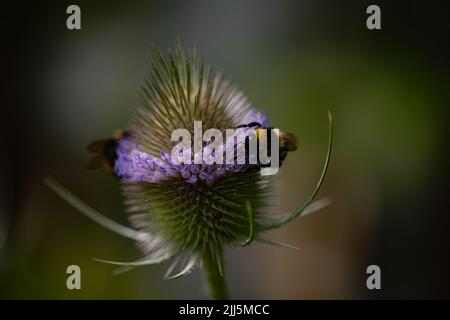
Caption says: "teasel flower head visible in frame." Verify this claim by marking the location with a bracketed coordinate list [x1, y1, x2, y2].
[44, 42, 333, 299]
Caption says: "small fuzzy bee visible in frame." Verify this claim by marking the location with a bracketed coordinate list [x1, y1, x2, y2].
[235, 122, 298, 167]
[86, 130, 128, 174]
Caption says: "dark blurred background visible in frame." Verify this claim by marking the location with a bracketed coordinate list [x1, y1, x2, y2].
[1, 0, 450, 299]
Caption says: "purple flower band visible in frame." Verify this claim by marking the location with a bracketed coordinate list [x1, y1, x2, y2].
[115, 108, 269, 184]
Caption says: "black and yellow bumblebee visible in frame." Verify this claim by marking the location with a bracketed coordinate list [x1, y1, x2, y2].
[235, 122, 298, 167]
[86, 130, 129, 174]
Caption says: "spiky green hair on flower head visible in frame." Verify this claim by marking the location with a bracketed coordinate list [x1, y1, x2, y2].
[44, 42, 333, 299]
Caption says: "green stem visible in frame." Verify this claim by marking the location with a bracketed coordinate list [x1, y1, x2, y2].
[203, 249, 229, 299]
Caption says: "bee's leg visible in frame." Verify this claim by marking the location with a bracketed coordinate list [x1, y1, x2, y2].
[279, 150, 288, 167]
[235, 122, 262, 129]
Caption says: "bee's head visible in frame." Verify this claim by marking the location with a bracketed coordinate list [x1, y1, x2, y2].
[279, 131, 298, 152]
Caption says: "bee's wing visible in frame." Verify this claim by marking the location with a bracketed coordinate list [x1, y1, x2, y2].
[86, 139, 110, 153]
[86, 155, 104, 170]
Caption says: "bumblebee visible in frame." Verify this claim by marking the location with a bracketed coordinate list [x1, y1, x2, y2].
[235, 122, 298, 166]
[276, 130, 298, 164]
[86, 130, 128, 174]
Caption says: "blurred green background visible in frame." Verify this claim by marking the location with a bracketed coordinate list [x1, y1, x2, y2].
[1, 0, 450, 299]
